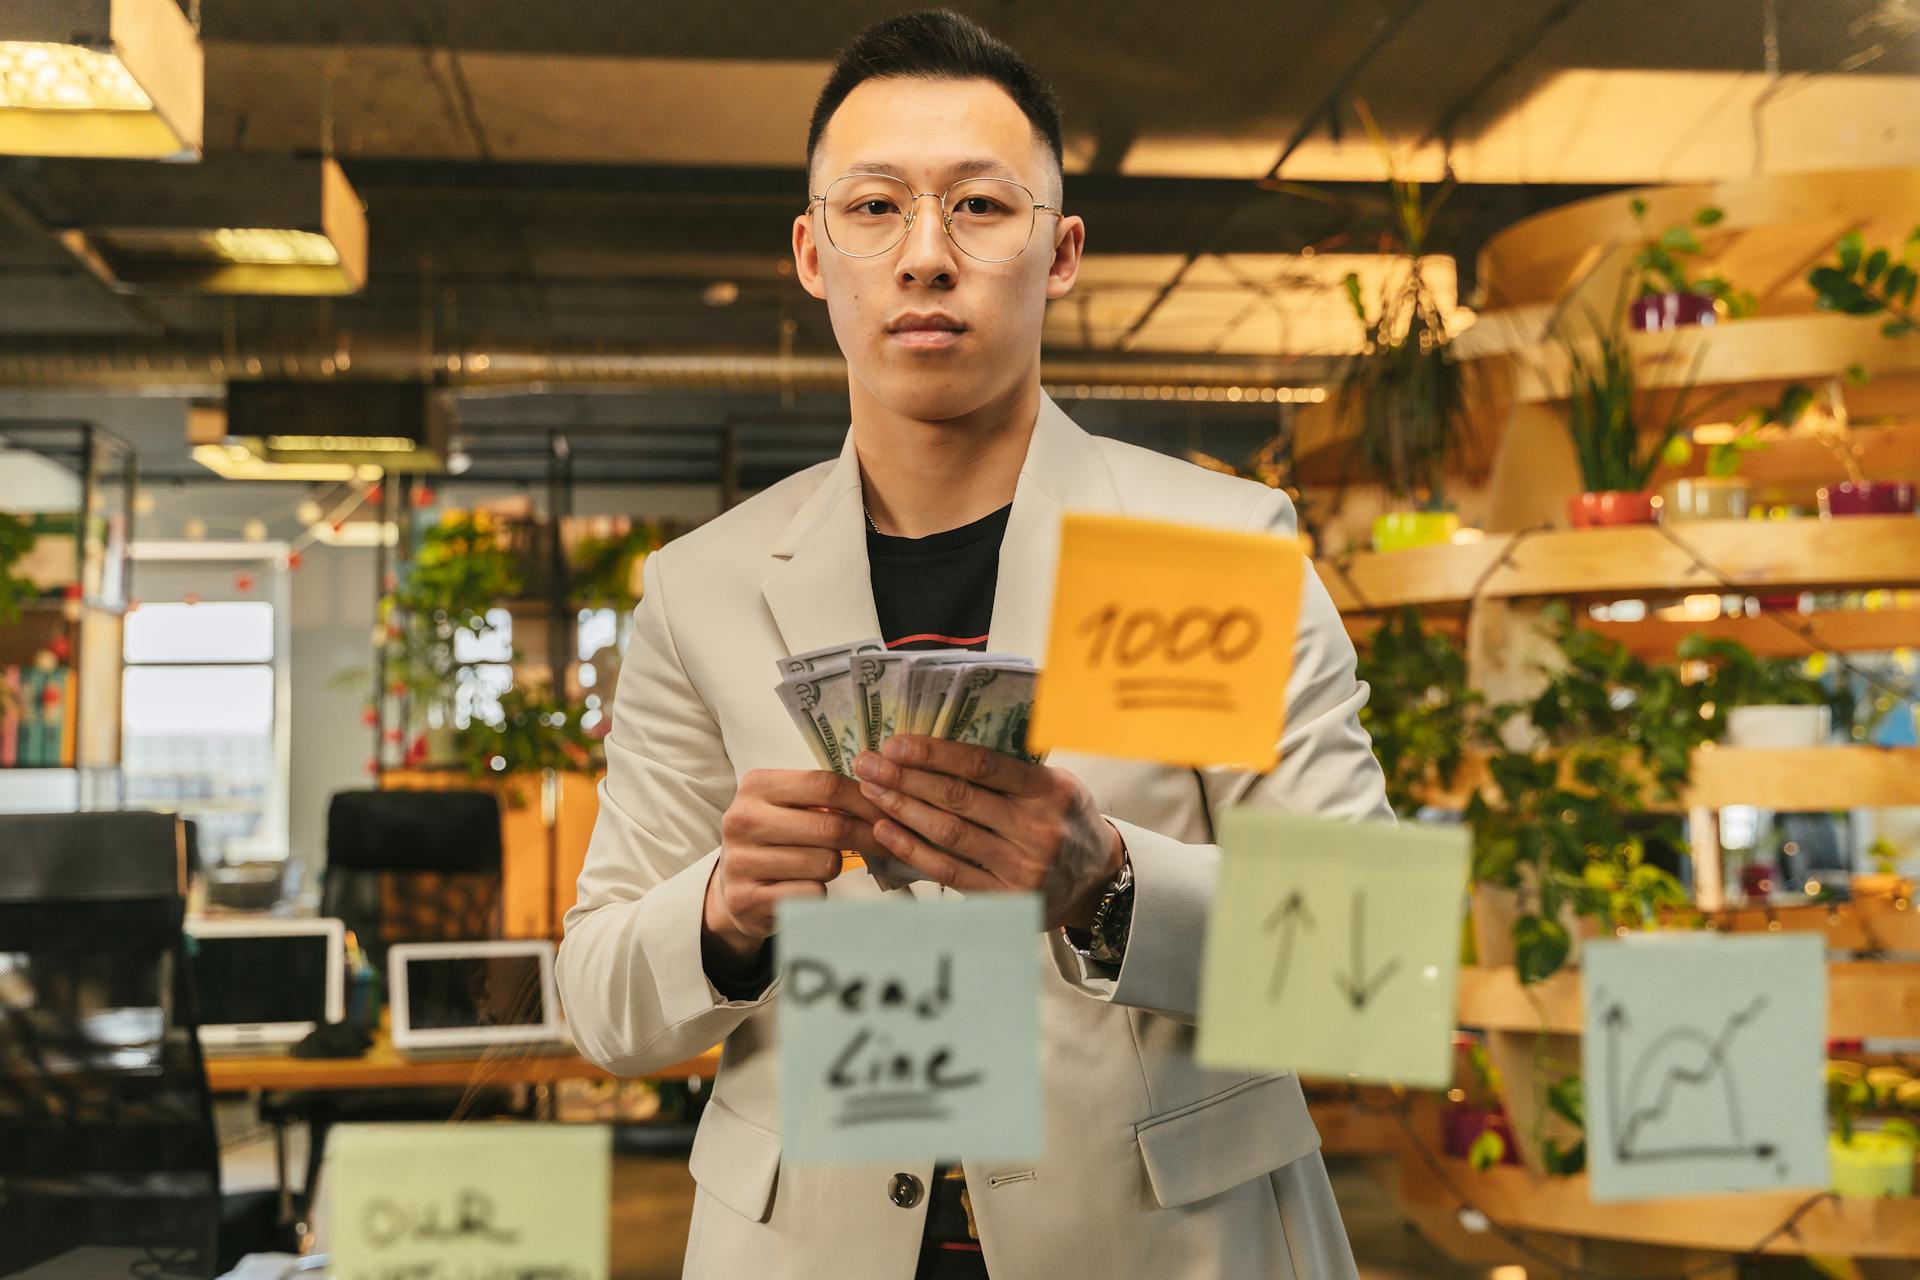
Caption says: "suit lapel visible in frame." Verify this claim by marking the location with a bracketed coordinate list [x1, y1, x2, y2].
[987, 393, 1122, 662]
[761, 433, 883, 659]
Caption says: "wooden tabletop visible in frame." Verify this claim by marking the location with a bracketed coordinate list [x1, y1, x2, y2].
[205, 1028, 719, 1093]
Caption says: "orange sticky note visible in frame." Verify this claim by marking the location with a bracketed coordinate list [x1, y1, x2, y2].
[1029, 513, 1304, 771]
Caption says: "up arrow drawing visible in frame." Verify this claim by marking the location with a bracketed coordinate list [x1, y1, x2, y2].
[1333, 889, 1401, 1010]
[1262, 890, 1315, 1001]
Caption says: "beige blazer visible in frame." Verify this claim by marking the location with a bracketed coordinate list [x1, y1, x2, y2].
[558, 393, 1393, 1280]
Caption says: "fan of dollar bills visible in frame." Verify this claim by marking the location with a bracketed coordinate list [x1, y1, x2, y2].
[774, 640, 1039, 888]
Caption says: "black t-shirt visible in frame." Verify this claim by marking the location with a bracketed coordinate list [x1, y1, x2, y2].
[867, 502, 1009, 653]
[869, 503, 1008, 1279]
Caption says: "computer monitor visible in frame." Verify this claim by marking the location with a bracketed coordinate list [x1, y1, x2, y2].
[184, 917, 345, 1053]
[387, 940, 567, 1055]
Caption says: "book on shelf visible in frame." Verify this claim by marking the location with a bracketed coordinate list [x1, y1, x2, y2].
[1, 663, 76, 768]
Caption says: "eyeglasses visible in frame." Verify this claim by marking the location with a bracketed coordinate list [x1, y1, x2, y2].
[808, 173, 1062, 264]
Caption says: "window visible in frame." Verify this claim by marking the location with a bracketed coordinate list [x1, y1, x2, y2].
[122, 600, 282, 862]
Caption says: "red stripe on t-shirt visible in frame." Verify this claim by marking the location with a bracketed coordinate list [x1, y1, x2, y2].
[886, 632, 990, 649]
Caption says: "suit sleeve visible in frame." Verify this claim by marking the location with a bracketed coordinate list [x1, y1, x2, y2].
[555, 549, 772, 1074]
[1046, 487, 1394, 1023]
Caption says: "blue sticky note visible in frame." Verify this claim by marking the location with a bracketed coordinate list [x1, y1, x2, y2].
[1196, 808, 1470, 1087]
[1583, 933, 1828, 1201]
[776, 894, 1042, 1167]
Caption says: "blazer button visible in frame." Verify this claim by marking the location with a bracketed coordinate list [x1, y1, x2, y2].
[888, 1172, 923, 1208]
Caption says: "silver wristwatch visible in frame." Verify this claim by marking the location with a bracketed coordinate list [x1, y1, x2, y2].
[1065, 856, 1134, 967]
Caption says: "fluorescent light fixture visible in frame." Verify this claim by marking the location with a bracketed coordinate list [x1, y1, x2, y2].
[309, 519, 399, 548]
[224, 381, 448, 471]
[191, 442, 380, 483]
[36, 156, 367, 295]
[0, 0, 203, 159]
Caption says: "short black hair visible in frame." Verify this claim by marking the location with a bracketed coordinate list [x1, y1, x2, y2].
[806, 10, 1064, 192]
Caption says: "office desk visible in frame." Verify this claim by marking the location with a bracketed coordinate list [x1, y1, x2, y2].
[206, 1031, 719, 1093]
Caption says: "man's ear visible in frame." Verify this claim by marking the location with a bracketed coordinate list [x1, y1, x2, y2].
[1044, 213, 1085, 302]
[793, 211, 828, 302]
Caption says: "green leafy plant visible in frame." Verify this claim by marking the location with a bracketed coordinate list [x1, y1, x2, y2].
[1355, 608, 1481, 816]
[374, 512, 524, 746]
[1677, 636, 1863, 738]
[1869, 837, 1901, 876]
[569, 522, 660, 613]
[1466, 1129, 1506, 1172]
[0, 510, 38, 624]
[455, 683, 598, 779]
[1660, 382, 1810, 479]
[1468, 606, 1712, 983]
[1808, 226, 1920, 339]
[1554, 298, 1725, 495]
[1333, 158, 1470, 512]
[1539, 1074, 1588, 1177]
[1628, 199, 1756, 317]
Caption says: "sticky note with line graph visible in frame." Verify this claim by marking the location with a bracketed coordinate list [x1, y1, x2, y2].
[1029, 513, 1304, 770]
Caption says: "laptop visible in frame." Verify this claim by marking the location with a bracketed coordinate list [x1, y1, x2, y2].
[387, 939, 572, 1059]
[184, 916, 345, 1055]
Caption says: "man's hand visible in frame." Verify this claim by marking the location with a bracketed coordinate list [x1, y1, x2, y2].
[852, 735, 1125, 931]
[702, 769, 889, 976]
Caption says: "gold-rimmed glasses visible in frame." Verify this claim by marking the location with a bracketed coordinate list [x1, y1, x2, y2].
[808, 173, 1061, 264]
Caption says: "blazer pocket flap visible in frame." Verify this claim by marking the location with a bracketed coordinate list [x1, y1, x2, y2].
[1135, 1074, 1320, 1209]
[689, 1097, 781, 1223]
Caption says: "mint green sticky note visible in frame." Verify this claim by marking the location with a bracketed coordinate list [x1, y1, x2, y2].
[329, 1123, 609, 1278]
[1196, 809, 1469, 1087]
[1583, 933, 1828, 1202]
[777, 894, 1042, 1166]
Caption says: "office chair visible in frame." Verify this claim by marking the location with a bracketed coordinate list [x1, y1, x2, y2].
[320, 788, 506, 971]
[265, 787, 518, 1231]
[0, 810, 280, 1278]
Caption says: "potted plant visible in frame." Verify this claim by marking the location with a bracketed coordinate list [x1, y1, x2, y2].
[373, 510, 524, 767]
[1657, 383, 1809, 522]
[1442, 1040, 1521, 1168]
[1628, 200, 1757, 332]
[0, 510, 38, 624]
[1328, 111, 1472, 552]
[1807, 231, 1920, 516]
[1854, 836, 1912, 901]
[455, 682, 599, 781]
[1354, 607, 1481, 816]
[1828, 1061, 1919, 1198]
[1678, 636, 1845, 748]
[568, 520, 661, 613]
[1554, 298, 1722, 529]
[1467, 609, 1706, 983]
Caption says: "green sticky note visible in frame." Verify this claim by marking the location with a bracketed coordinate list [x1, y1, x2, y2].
[328, 1123, 609, 1279]
[1196, 809, 1469, 1087]
[1583, 933, 1828, 1202]
[777, 894, 1042, 1166]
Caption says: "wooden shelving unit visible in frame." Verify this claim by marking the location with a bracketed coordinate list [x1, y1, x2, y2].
[1456, 962, 1920, 1040]
[1397, 1154, 1920, 1260]
[1318, 516, 1920, 614]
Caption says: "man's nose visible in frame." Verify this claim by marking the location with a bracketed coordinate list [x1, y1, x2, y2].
[896, 193, 959, 286]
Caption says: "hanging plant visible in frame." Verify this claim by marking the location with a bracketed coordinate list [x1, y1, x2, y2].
[0, 511, 38, 625]
[569, 521, 661, 613]
[1354, 608, 1481, 816]
[1808, 226, 1920, 339]
[456, 683, 599, 779]
[370, 511, 524, 750]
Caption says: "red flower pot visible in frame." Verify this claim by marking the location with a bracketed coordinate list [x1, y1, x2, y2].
[1568, 490, 1657, 529]
[1631, 291, 1719, 332]
[1441, 1105, 1520, 1164]
[1819, 480, 1915, 518]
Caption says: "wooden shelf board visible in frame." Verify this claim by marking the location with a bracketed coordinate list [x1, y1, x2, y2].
[1688, 745, 1920, 810]
[1456, 962, 1920, 1039]
[1422, 746, 1920, 813]
[1587, 608, 1920, 659]
[1714, 898, 1920, 953]
[1319, 518, 1920, 614]
[1397, 1153, 1920, 1259]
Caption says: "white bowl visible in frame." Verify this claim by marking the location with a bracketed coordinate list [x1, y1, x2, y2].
[1725, 705, 1832, 749]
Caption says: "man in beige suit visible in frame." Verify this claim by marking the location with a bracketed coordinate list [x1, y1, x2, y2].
[558, 11, 1392, 1278]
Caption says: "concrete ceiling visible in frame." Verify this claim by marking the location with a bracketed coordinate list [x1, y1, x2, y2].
[2, 0, 1918, 486]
